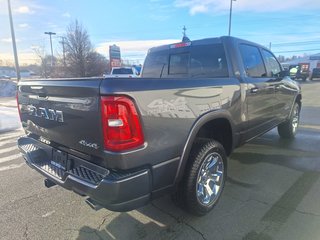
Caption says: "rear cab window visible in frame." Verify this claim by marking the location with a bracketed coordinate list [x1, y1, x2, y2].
[142, 42, 229, 78]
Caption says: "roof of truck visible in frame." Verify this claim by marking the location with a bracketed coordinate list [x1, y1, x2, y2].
[147, 36, 267, 54]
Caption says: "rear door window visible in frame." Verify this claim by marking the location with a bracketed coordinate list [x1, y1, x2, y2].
[240, 44, 266, 78]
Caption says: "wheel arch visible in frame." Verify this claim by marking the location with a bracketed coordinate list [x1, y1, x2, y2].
[295, 94, 302, 110]
[174, 110, 237, 185]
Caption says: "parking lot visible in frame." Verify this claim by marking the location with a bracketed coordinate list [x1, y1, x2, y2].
[0, 81, 319, 240]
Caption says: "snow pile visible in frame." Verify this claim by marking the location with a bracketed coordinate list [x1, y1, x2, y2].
[0, 80, 17, 97]
[0, 106, 21, 133]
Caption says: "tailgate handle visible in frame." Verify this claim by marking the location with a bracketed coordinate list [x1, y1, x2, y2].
[30, 86, 43, 90]
[29, 86, 47, 98]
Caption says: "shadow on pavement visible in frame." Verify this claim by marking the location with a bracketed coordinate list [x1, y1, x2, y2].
[75, 129, 320, 240]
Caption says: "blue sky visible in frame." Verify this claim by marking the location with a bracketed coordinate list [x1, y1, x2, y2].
[0, 0, 320, 65]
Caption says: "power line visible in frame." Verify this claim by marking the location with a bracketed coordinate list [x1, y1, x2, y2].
[272, 40, 320, 47]
[273, 48, 320, 54]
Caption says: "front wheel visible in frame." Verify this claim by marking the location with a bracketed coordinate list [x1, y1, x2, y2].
[278, 102, 300, 139]
[177, 139, 227, 216]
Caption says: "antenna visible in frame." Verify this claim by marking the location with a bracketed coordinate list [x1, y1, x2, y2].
[183, 25, 187, 37]
[182, 25, 190, 42]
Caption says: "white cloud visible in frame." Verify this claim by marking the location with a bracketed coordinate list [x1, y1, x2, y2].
[14, 6, 34, 14]
[0, 52, 40, 65]
[96, 39, 180, 60]
[174, 0, 320, 14]
[18, 23, 29, 28]
[1, 38, 21, 43]
[62, 12, 71, 18]
[189, 4, 208, 15]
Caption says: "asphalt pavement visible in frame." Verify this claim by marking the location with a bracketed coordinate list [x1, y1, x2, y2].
[0, 81, 319, 240]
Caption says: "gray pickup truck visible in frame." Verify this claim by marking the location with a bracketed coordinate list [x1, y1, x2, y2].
[17, 36, 301, 216]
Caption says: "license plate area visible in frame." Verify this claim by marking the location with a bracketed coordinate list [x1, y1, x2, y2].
[51, 149, 68, 170]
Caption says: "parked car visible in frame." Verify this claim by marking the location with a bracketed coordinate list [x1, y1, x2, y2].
[17, 36, 301, 216]
[0, 75, 11, 80]
[105, 67, 139, 78]
[310, 68, 320, 80]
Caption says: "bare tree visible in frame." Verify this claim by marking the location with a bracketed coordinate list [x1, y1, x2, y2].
[32, 46, 54, 78]
[86, 52, 109, 76]
[65, 20, 93, 77]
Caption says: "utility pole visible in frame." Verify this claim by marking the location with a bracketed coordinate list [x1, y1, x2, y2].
[44, 31, 56, 67]
[228, 0, 236, 36]
[7, 0, 20, 80]
[59, 36, 66, 67]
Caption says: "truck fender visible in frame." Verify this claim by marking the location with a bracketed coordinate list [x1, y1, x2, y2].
[287, 93, 302, 120]
[173, 110, 236, 185]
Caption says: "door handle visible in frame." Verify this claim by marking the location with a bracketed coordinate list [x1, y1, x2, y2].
[250, 88, 259, 94]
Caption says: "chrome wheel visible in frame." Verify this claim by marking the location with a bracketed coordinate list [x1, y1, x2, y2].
[196, 152, 224, 206]
[291, 106, 299, 134]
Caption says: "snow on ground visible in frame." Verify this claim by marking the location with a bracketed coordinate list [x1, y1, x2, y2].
[0, 99, 17, 108]
[0, 104, 21, 133]
[0, 79, 21, 132]
[0, 80, 17, 97]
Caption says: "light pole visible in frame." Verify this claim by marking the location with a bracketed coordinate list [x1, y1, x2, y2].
[44, 31, 56, 67]
[228, 0, 236, 36]
[7, 0, 20, 80]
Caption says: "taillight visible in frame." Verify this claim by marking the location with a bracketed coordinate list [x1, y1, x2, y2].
[101, 96, 144, 152]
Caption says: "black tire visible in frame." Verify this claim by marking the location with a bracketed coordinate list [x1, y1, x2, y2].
[174, 139, 227, 216]
[278, 102, 300, 139]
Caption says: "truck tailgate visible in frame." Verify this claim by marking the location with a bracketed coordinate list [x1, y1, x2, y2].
[17, 79, 104, 159]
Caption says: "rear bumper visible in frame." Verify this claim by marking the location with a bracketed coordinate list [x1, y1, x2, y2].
[18, 136, 151, 212]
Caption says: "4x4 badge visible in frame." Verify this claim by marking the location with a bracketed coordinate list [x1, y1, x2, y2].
[79, 140, 99, 150]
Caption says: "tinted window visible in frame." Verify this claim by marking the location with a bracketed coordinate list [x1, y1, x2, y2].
[169, 53, 189, 75]
[113, 68, 133, 74]
[142, 51, 168, 77]
[240, 44, 266, 78]
[143, 43, 229, 78]
[189, 44, 228, 77]
[262, 49, 281, 77]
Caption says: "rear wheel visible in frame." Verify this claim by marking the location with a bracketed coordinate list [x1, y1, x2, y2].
[278, 102, 300, 139]
[175, 139, 227, 216]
